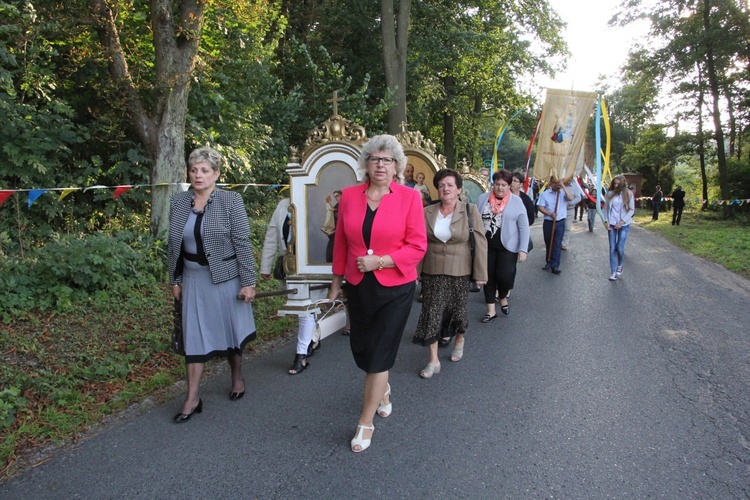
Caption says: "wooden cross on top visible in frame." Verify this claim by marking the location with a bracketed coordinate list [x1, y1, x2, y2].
[327, 90, 344, 116]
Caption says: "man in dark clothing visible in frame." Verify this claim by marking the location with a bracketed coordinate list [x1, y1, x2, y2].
[652, 185, 663, 220]
[671, 185, 685, 225]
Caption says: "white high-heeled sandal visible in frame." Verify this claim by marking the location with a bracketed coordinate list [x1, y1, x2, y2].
[351, 423, 375, 452]
[377, 383, 392, 418]
[420, 362, 441, 379]
[451, 341, 464, 362]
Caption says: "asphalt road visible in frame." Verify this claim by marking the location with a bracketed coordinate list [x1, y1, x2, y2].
[2, 220, 750, 499]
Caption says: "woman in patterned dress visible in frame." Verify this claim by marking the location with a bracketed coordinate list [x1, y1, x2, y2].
[413, 169, 487, 378]
[167, 147, 257, 423]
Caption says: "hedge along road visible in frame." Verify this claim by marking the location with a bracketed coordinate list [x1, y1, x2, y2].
[1, 220, 749, 498]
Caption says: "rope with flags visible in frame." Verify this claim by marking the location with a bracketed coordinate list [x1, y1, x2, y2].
[0, 182, 289, 209]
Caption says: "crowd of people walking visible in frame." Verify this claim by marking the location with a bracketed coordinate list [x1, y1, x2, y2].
[167, 138, 671, 452]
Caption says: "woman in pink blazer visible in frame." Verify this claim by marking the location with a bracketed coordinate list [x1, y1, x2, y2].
[328, 135, 427, 452]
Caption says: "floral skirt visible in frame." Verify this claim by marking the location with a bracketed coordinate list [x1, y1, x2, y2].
[413, 274, 470, 346]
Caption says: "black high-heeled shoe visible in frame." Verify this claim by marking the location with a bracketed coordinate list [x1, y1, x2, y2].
[288, 354, 309, 375]
[173, 398, 202, 423]
[229, 378, 245, 401]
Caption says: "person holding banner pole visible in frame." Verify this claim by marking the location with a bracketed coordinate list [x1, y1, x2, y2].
[536, 178, 574, 274]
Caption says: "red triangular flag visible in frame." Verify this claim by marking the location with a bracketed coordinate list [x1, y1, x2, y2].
[0, 190, 13, 208]
[113, 185, 133, 199]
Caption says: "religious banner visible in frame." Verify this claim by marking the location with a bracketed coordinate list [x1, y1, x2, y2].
[533, 88, 598, 182]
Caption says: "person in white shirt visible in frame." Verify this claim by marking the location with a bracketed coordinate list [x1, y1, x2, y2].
[536, 178, 574, 274]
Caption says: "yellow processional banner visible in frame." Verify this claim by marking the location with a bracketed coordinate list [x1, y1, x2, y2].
[532, 88, 598, 182]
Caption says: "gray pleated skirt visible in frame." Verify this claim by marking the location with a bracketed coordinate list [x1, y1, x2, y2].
[181, 260, 256, 363]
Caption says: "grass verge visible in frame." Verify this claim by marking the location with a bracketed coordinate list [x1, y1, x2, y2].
[0, 279, 294, 481]
[633, 208, 750, 279]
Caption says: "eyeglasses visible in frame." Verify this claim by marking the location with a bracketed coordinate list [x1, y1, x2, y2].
[367, 156, 395, 166]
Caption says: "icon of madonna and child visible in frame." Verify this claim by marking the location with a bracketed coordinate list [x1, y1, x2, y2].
[321, 190, 342, 262]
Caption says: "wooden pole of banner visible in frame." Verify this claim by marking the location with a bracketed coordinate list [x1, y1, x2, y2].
[547, 189, 560, 262]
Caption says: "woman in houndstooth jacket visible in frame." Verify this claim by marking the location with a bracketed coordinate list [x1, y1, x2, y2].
[168, 147, 258, 423]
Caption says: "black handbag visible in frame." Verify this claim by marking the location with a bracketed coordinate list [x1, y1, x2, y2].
[171, 298, 185, 355]
[273, 254, 286, 280]
[466, 202, 481, 293]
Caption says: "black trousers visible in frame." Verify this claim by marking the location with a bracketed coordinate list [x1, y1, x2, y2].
[672, 206, 683, 225]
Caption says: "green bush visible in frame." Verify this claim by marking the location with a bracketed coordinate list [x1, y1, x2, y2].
[0, 231, 166, 321]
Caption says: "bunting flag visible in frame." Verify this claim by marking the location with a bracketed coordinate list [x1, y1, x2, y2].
[28, 189, 47, 208]
[636, 197, 750, 205]
[113, 185, 133, 199]
[58, 188, 79, 201]
[0, 190, 13, 208]
[533, 88, 598, 182]
[0, 181, 289, 210]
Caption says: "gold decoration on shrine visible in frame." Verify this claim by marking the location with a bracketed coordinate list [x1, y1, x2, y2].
[458, 157, 471, 174]
[395, 121, 439, 155]
[396, 121, 447, 169]
[288, 146, 300, 164]
[300, 91, 367, 162]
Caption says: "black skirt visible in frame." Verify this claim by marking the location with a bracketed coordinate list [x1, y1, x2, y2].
[345, 272, 416, 373]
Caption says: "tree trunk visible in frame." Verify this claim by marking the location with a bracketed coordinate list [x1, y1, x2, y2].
[381, 0, 411, 134]
[150, 89, 191, 236]
[88, 0, 204, 236]
[726, 92, 736, 159]
[697, 65, 708, 211]
[470, 95, 482, 168]
[702, 0, 730, 217]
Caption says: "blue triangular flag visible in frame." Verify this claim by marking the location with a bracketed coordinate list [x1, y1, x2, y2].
[28, 189, 47, 208]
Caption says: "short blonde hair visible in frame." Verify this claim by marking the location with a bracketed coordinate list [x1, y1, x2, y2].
[358, 135, 407, 183]
[188, 147, 222, 172]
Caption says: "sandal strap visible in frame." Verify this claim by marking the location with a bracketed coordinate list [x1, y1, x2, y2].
[289, 354, 308, 373]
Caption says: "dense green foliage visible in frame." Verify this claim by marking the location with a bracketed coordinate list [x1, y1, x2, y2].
[0, 230, 165, 321]
[608, 0, 749, 210]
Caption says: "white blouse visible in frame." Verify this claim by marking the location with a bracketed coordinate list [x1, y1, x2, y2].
[434, 211, 453, 243]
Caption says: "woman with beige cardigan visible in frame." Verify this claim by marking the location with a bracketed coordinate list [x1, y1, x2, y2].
[413, 169, 488, 378]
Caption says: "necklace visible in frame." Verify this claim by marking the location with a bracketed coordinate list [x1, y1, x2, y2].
[366, 189, 389, 202]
